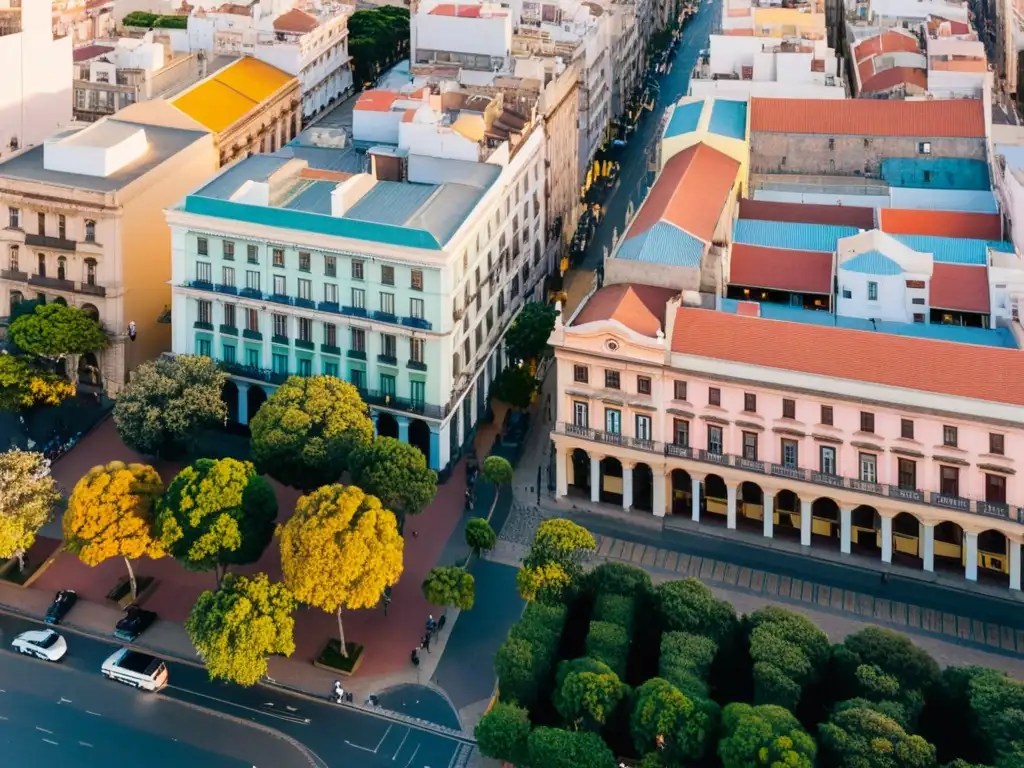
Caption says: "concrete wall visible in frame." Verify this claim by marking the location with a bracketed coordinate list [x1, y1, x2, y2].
[605, 258, 702, 292]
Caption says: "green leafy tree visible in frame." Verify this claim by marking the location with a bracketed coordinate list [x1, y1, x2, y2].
[659, 631, 718, 700]
[185, 572, 296, 686]
[474, 701, 531, 764]
[465, 517, 496, 552]
[592, 593, 635, 632]
[517, 518, 596, 603]
[525, 726, 617, 768]
[747, 607, 830, 710]
[156, 458, 277, 585]
[656, 577, 737, 645]
[422, 565, 475, 610]
[113, 355, 228, 458]
[554, 658, 628, 730]
[278, 484, 403, 656]
[349, 437, 437, 519]
[585, 562, 652, 599]
[64, 461, 164, 600]
[631, 677, 717, 763]
[834, 698, 910, 730]
[0, 354, 76, 411]
[504, 301, 558, 365]
[481, 455, 513, 521]
[718, 703, 817, 768]
[965, 668, 1024, 767]
[0, 450, 58, 569]
[585, 620, 630, 678]
[497, 603, 567, 708]
[492, 364, 537, 409]
[250, 376, 373, 489]
[832, 628, 941, 701]
[9, 302, 106, 360]
[819, 707, 937, 768]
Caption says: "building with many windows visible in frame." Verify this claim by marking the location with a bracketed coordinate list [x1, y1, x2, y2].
[167, 100, 547, 472]
[549, 283, 1024, 590]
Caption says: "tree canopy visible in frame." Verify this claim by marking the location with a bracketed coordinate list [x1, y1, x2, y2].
[465, 517, 497, 552]
[349, 437, 437, 518]
[656, 578, 737, 645]
[0, 450, 58, 566]
[554, 656, 628, 730]
[631, 677, 717, 763]
[492, 364, 537, 409]
[0, 354, 76, 411]
[156, 458, 277, 584]
[278, 484, 403, 654]
[422, 565, 475, 610]
[832, 627, 942, 703]
[348, 7, 410, 86]
[9, 303, 106, 358]
[746, 607, 830, 710]
[475, 701, 532, 765]
[517, 518, 596, 603]
[249, 376, 373, 489]
[496, 603, 567, 708]
[113, 354, 228, 458]
[525, 726, 618, 768]
[185, 572, 296, 686]
[718, 703, 817, 768]
[64, 461, 164, 599]
[504, 301, 558, 364]
[818, 706, 937, 768]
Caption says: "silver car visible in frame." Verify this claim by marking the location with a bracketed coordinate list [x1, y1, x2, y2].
[12, 629, 68, 661]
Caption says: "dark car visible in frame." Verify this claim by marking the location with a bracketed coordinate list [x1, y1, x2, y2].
[114, 606, 157, 642]
[44, 590, 77, 625]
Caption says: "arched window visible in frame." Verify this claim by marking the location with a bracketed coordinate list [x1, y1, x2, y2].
[81, 303, 99, 322]
[57, 256, 66, 281]
[8, 245, 18, 271]
[84, 258, 97, 286]
[9, 290, 23, 312]
[36, 253, 46, 277]
[453, 351, 461, 376]
[84, 220, 96, 243]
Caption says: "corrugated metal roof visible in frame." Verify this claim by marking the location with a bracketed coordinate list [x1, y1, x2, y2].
[172, 56, 294, 134]
[841, 250, 904, 275]
[345, 181, 439, 227]
[664, 101, 704, 139]
[892, 234, 1005, 265]
[733, 219, 859, 252]
[708, 100, 747, 140]
[616, 221, 705, 267]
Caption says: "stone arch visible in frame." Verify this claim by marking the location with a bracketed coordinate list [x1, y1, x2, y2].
[739, 480, 764, 529]
[774, 488, 801, 535]
[978, 529, 1009, 582]
[570, 448, 590, 493]
[9, 290, 22, 312]
[851, 505, 880, 551]
[633, 462, 653, 512]
[57, 256, 67, 281]
[246, 385, 268, 423]
[810, 497, 840, 546]
[80, 303, 99, 322]
[600, 456, 623, 504]
[222, 379, 239, 424]
[933, 521, 964, 572]
[78, 352, 101, 387]
[670, 468, 692, 516]
[891, 511, 923, 565]
[704, 474, 728, 518]
[409, 419, 431, 467]
[53, 296, 67, 306]
[376, 412, 398, 439]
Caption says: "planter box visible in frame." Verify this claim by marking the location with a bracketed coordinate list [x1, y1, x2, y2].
[105, 575, 157, 609]
[0, 541, 62, 588]
[313, 639, 365, 677]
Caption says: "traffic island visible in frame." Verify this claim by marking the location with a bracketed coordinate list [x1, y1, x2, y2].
[313, 639, 365, 677]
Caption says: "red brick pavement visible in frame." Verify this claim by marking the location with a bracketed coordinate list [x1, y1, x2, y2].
[36, 419, 467, 682]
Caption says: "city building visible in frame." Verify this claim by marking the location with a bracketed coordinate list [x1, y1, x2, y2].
[0, 0, 73, 161]
[849, 29, 926, 98]
[167, 87, 547, 472]
[169, 55, 300, 166]
[924, 16, 990, 99]
[723, 0, 828, 39]
[0, 100, 217, 394]
[53, 0, 115, 45]
[549, 283, 1024, 590]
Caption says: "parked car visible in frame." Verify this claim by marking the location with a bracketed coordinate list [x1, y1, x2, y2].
[101, 648, 167, 691]
[44, 590, 77, 625]
[12, 629, 67, 661]
[114, 606, 157, 642]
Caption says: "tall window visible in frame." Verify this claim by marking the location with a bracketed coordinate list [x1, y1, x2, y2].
[273, 275, 286, 295]
[939, 466, 960, 496]
[380, 373, 396, 396]
[381, 333, 397, 358]
[37, 212, 45, 235]
[8, 207, 20, 229]
[57, 215, 66, 240]
[381, 265, 394, 285]
[37, 253, 45, 277]
[411, 269, 423, 291]
[351, 288, 365, 309]
[325, 255, 337, 277]
[636, 414, 652, 442]
[820, 405, 833, 426]
[197, 300, 212, 324]
[637, 376, 652, 395]
[859, 412, 875, 433]
[709, 387, 721, 406]
[410, 337, 424, 363]
[245, 308, 259, 333]
[352, 259, 364, 280]
[605, 370, 620, 389]
[246, 348, 260, 368]
[410, 298, 425, 319]
[298, 279, 312, 301]
[272, 248, 285, 267]
[298, 358, 312, 377]
[605, 408, 621, 435]
[84, 220, 95, 242]
[673, 419, 689, 447]
[574, 365, 589, 383]
[351, 328, 365, 352]
[196, 262, 212, 283]
[742, 431, 758, 460]
[820, 446, 836, 475]
[781, 439, 798, 468]
[272, 353, 288, 374]
[297, 317, 312, 342]
[7, 245, 17, 271]
[298, 251, 311, 272]
[990, 433, 1005, 455]
[942, 425, 958, 448]
[272, 313, 288, 338]
[324, 322, 337, 348]
[380, 292, 395, 315]
[897, 459, 916, 489]
[986, 473, 1007, 504]
[324, 283, 338, 304]
[245, 270, 260, 292]
[84, 258, 96, 285]
[707, 425, 723, 454]
[674, 381, 687, 400]
[743, 393, 757, 413]
[859, 453, 877, 483]
[223, 303, 236, 328]
[573, 400, 588, 427]
[782, 399, 796, 419]
[867, 281, 878, 301]
[225, 241, 236, 261]
[56, 256, 66, 281]
[197, 338, 211, 357]
[410, 380, 425, 404]
[901, 419, 914, 439]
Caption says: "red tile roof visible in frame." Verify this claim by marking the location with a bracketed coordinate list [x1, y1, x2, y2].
[853, 30, 922, 62]
[273, 8, 318, 33]
[738, 199, 875, 228]
[429, 3, 504, 16]
[729, 244, 833, 294]
[859, 66, 928, 95]
[73, 44, 113, 62]
[670, 308, 1024, 405]
[627, 144, 740, 243]
[929, 264, 990, 313]
[572, 284, 679, 336]
[880, 208, 1002, 240]
[749, 97, 986, 138]
[355, 90, 398, 112]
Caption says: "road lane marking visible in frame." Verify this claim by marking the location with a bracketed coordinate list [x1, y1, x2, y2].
[344, 724, 391, 753]
[85, 711, 101, 716]
[392, 727, 410, 760]
[42, 738, 58, 745]
[58, 697, 72, 704]
[36, 726, 53, 734]
[79, 742, 93, 748]
[403, 745, 420, 768]
[166, 687, 310, 725]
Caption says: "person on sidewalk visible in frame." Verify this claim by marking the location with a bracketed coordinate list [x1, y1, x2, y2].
[421, 634, 431, 653]
[332, 680, 345, 703]
[426, 615, 436, 635]
[411, 648, 420, 667]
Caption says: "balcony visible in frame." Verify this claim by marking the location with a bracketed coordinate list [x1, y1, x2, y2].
[295, 338, 314, 351]
[217, 361, 289, 385]
[347, 349, 367, 360]
[26, 233, 76, 252]
[553, 422, 1024, 524]
[242, 329, 262, 340]
[240, 287, 265, 300]
[194, 321, 214, 331]
[360, 389, 446, 420]
[340, 305, 368, 318]
[295, 297, 315, 309]
[402, 316, 433, 331]
[372, 310, 398, 325]
[321, 344, 341, 356]
[318, 301, 340, 313]
[1, 269, 27, 281]
[79, 281, 106, 297]
[269, 293, 293, 307]
[377, 354, 398, 366]
[215, 284, 238, 296]
[408, 360, 427, 371]
[220, 324, 238, 336]
[29, 274, 76, 291]
[271, 334, 290, 346]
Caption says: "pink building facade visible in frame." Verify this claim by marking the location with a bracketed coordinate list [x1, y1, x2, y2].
[549, 284, 1024, 591]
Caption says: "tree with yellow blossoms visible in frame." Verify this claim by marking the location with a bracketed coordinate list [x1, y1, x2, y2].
[278, 484, 403, 656]
[0, 450, 59, 569]
[0, 355, 76, 411]
[64, 461, 165, 600]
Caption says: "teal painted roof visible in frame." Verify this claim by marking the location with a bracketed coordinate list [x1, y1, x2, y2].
[664, 101, 704, 139]
[708, 100, 747, 140]
[617, 222, 704, 267]
[841, 250, 903, 275]
[881, 158, 990, 191]
[733, 219, 860, 252]
[893, 234, 1011, 265]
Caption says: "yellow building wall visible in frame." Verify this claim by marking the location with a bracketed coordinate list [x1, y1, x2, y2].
[752, 8, 826, 36]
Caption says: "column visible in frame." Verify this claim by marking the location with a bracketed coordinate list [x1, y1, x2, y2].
[691, 476, 701, 522]
[397, 415, 410, 444]
[428, 425, 441, 471]
[622, 462, 634, 511]
[922, 523, 935, 573]
[726, 483, 738, 530]
[590, 455, 601, 503]
[880, 515, 893, 564]
[762, 492, 775, 539]
[371, 412, 379, 438]
[840, 506, 852, 554]
[1010, 540, 1021, 592]
[236, 381, 250, 426]
[555, 447, 568, 498]
[965, 531, 979, 582]
[652, 467, 666, 518]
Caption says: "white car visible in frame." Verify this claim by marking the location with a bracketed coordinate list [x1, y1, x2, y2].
[12, 629, 67, 661]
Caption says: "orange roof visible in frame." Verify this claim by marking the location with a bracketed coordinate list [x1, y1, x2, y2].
[930, 57, 988, 72]
[572, 284, 679, 337]
[299, 168, 352, 183]
[355, 90, 399, 112]
[273, 8, 318, 33]
[736, 301, 761, 317]
[670, 308, 1024, 405]
[727, 6, 751, 15]
[429, 3, 500, 16]
[750, 97, 985, 138]
[729, 244, 833, 294]
[627, 144, 740, 243]
[854, 30, 921, 62]
[724, 28, 754, 35]
[860, 66, 928, 95]
[880, 209, 1001, 240]
[930, 264, 990, 314]
[739, 199, 875, 228]
[402, 108, 417, 122]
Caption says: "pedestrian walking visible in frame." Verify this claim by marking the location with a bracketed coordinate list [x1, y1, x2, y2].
[410, 648, 420, 667]
[426, 614, 436, 635]
[382, 586, 392, 617]
[421, 634, 431, 653]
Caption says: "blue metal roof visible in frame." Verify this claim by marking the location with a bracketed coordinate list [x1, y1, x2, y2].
[664, 101, 704, 139]
[841, 250, 903, 275]
[719, 299, 1018, 349]
[733, 219, 860, 252]
[708, 100, 747, 141]
[892, 234, 1009, 265]
[616, 222, 704, 267]
[881, 158, 990, 191]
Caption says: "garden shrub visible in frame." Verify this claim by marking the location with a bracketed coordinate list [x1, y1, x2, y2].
[593, 593, 635, 634]
[657, 578, 737, 645]
[585, 620, 631, 678]
[746, 607, 829, 710]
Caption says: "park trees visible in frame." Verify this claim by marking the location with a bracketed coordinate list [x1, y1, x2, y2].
[475, 701, 532, 765]
[278, 484, 403, 657]
[631, 677, 718, 763]
[156, 458, 277, 585]
[0, 450, 59, 569]
[249, 376, 373, 489]
[517, 518, 596, 603]
[504, 301, 558, 367]
[185, 573, 296, 686]
[0, 354, 76, 411]
[656, 577, 738, 645]
[491, 364, 537, 409]
[746, 607, 830, 710]
[348, 7, 409, 86]
[349, 437, 437, 520]
[718, 703, 817, 768]
[9, 303, 106, 384]
[525, 726, 618, 768]
[553, 657, 628, 731]
[422, 565, 475, 610]
[64, 461, 164, 600]
[818, 706, 936, 768]
[481, 455, 513, 520]
[465, 517, 496, 554]
[496, 602, 567, 708]
[113, 355, 227, 458]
